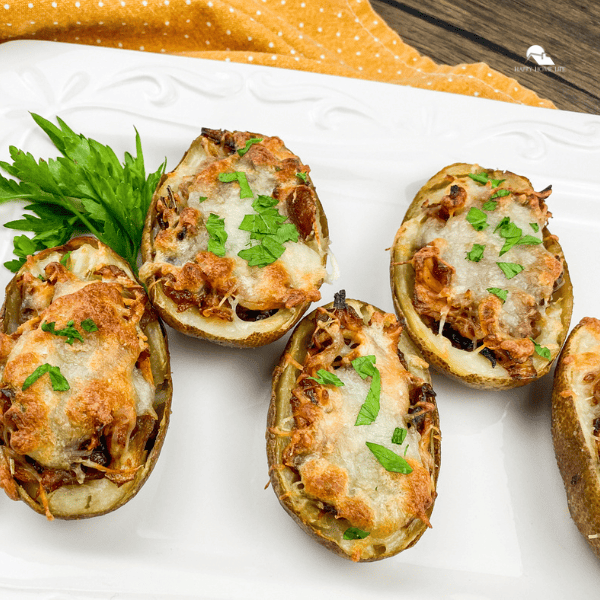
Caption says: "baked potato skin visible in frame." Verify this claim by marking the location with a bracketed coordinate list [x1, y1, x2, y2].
[390, 162, 573, 390]
[552, 318, 600, 559]
[267, 298, 441, 562]
[140, 131, 330, 349]
[0, 237, 172, 519]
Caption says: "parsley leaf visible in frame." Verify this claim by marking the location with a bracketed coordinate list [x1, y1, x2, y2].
[497, 262, 524, 279]
[516, 235, 542, 247]
[482, 200, 498, 211]
[218, 171, 253, 198]
[60, 251, 72, 268]
[497, 220, 523, 256]
[22, 363, 69, 392]
[490, 189, 511, 200]
[237, 137, 263, 157]
[365, 442, 413, 474]
[466, 207, 489, 231]
[391, 427, 407, 445]
[352, 356, 381, 426]
[296, 171, 308, 183]
[307, 369, 344, 387]
[0, 114, 165, 274]
[530, 338, 551, 360]
[81, 318, 98, 333]
[41, 320, 84, 345]
[343, 527, 370, 540]
[466, 243, 485, 262]
[530, 222, 540, 233]
[487, 287, 508, 302]
[468, 173, 489, 185]
[206, 213, 228, 257]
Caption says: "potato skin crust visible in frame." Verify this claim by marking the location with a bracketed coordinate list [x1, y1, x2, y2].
[390, 162, 573, 390]
[0, 237, 172, 519]
[551, 317, 600, 560]
[267, 298, 441, 562]
[140, 132, 329, 348]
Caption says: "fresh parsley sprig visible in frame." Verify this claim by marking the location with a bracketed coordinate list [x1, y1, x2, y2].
[0, 113, 165, 274]
[353, 355, 381, 426]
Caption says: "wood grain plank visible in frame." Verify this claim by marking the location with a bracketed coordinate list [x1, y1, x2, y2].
[371, 0, 600, 114]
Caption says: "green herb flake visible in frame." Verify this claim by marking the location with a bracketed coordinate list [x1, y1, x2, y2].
[0, 114, 165, 275]
[490, 189, 511, 200]
[37, 274, 45, 281]
[468, 173, 489, 185]
[22, 363, 69, 392]
[365, 441, 413, 474]
[482, 200, 498, 211]
[206, 213, 228, 257]
[237, 137, 263, 157]
[487, 287, 508, 302]
[296, 171, 308, 183]
[343, 527, 370, 540]
[307, 369, 344, 387]
[497, 262, 524, 279]
[352, 355, 381, 426]
[466, 207, 489, 231]
[218, 171, 253, 198]
[198, 196, 207, 203]
[81, 318, 98, 333]
[516, 235, 542, 247]
[491, 178, 506, 188]
[497, 220, 523, 256]
[530, 222, 540, 233]
[466, 243, 485, 262]
[494, 216, 510, 234]
[391, 427, 407, 445]
[530, 338, 551, 360]
[59, 251, 72, 268]
[41, 320, 84, 345]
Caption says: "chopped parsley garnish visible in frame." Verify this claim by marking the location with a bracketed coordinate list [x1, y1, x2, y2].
[497, 220, 522, 256]
[466, 207, 489, 231]
[490, 189, 511, 200]
[343, 527, 370, 540]
[482, 200, 498, 211]
[237, 137, 263, 157]
[497, 262, 524, 279]
[391, 427, 407, 445]
[365, 442, 413, 474]
[237, 195, 299, 268]
[0, 114, 165, 274]
[41, 320, 84, 345]
[530, 223, 539, 232]
[530, 338, 551, 360]
[307, 369, 344, 387]
[468, 173, 505, 188]
[59, 251, 72, 268]
[22, 363, 69, 392]
[296, 171, 308, 183]
[218, 171, 254, 198]
[206, 213, 228, 257]
[466, 243, 485, 262]
[81, 318, 98, 333]
[352, 355, 381, 426]
[516, 235, 542, 247]
[198, 196, 207, 203]
[487, 287, 508, 302]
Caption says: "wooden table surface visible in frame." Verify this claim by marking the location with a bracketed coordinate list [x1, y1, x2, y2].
[372, 0, 600, 115]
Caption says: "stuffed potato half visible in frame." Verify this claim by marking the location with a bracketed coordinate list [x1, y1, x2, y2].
[140, 128, 330, 348]
[390, 163, 573, 390]
[0, 237, 172, 519]
[267, 293, 440, 562]
[552, 317, 600, 560]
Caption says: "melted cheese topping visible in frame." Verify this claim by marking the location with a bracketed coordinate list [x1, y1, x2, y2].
[140, 131, 329, 324]
[283, 304, 436, 558]
[0, 243, 155, 473]
[561, 318, 600, 458]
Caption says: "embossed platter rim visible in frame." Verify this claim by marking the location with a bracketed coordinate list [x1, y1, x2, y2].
[0, 40, 599, 600]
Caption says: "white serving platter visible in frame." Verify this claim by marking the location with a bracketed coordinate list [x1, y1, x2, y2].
[0, 40, 599, 600]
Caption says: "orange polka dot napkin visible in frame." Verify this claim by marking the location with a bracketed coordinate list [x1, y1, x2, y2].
[0, 0, 555, 109]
